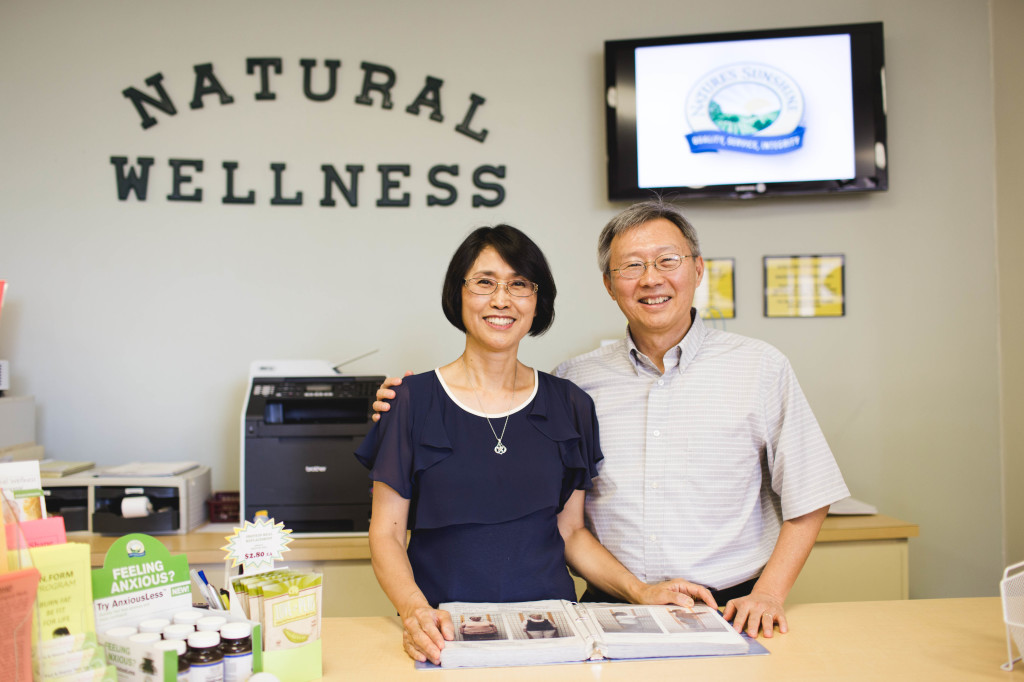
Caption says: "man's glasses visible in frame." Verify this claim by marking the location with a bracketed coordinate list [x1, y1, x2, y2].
[610, 254, 693, 279]
[464, 278, 539, 297]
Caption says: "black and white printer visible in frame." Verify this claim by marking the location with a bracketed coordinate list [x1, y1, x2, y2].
[241, 360, 383, 534]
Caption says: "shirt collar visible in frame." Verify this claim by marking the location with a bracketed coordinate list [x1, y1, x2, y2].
[624, 308, 707, 376]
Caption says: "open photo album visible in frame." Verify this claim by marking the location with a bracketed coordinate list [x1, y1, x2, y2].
[432, 599, 757, 669]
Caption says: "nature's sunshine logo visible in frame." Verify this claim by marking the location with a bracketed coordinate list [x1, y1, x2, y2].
[685, 63, 805, 155]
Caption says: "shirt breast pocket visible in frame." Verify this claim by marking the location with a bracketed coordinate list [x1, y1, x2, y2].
[684, 412, 763, 489]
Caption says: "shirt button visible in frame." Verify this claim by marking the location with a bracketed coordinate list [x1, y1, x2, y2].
[653, 430, 661, 437]
[657, 379, 664, 386]
[651, 482, 659, 489]
[649, 535, 657, 542]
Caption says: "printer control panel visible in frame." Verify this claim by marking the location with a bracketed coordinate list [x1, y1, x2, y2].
[251, 380, 379, 399]
[245, 376, 385, 428]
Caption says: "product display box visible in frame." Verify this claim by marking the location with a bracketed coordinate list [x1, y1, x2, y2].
[228, 568, 323, 681]
[92, 533, 263, 682]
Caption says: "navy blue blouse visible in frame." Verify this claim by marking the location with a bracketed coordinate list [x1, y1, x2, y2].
[355, 369, 603, 606]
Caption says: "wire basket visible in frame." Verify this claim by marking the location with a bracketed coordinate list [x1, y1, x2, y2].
[1001, 560, 1024, 671]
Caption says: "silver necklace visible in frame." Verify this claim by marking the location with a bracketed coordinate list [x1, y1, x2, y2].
[463, 357, 517, 455]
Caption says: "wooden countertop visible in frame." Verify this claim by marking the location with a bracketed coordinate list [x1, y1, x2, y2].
[320, 597, 1018, 680]
[815, 513, 919, 542]
[75, 530, 375, 567]
[77, 514, 918, 567]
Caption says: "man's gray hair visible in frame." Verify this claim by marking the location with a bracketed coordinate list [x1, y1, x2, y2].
[597, 201, 702, 274]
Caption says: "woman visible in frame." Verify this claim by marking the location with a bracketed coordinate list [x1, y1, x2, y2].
[356, 225, 709, 664]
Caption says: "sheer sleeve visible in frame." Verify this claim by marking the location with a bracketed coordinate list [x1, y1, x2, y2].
[354, 374, 454, 500]
[527, 373, 604, 510]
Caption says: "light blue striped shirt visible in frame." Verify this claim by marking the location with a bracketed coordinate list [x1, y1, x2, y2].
[554, 313, 849, 590]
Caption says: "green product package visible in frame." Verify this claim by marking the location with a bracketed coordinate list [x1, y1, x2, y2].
[261, 572, 323, 651]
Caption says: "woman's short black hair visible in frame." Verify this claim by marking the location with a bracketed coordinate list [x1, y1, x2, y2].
[441, 224, 556, 336]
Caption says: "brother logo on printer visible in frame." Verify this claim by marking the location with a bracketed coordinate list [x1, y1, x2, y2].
[305, 466, 327, 473]
[685, 62, 805, 155]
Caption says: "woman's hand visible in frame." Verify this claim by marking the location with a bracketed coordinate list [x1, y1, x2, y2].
[722, 590, 787, 638]
[400, 604, 455, 664]
[633, 579, 717, 609]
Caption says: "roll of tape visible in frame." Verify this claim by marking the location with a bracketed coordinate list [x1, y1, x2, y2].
[121, 495, 153, 519]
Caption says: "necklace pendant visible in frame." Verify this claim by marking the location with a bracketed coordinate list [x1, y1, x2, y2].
[494, 442, 507, 455]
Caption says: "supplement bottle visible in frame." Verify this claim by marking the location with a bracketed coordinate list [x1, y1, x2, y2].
[186, 631, 225, 682]
[128, 632, 161, 646]
[197, 615, 228, 633]
[139, 617, 171, 634]
[219, 621, 254, 682]
[163, 623, 195, 641]
[174, 609, 205, 627]
[153, 639, 190, 681]
[102, 626, 137, 639]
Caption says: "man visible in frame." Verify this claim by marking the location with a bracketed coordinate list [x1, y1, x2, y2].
[375, 200, 848, 638]
[553, 200, 848, 638]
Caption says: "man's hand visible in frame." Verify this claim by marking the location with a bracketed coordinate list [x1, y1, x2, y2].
[722, 590, 787, 638]
[633, 579, 717, 609]
[371, 372, 413, 423]
[719, 506, 827, 638]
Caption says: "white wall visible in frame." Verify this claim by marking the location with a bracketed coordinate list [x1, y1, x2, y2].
[994, 0, 1024, 569]
[0, 0, 1007, 598]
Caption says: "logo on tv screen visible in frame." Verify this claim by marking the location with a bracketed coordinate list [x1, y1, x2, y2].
[685, 63, 805, 155]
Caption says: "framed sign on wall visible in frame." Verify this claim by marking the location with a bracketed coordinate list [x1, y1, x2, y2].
[695, 257, 736, 320]
[763, 254, 845, 318]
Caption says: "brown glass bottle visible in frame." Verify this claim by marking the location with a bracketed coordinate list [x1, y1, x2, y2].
[186, 631, 224, 682]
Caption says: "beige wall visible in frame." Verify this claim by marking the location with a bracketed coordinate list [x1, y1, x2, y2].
[0, 0, 1012, 598]
[994, 0, 1024, 569]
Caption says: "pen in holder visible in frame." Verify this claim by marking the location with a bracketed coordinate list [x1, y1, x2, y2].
[191, 568, 223, 610]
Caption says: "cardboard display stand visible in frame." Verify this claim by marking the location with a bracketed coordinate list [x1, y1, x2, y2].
[222, 517, 321, 681]
[92, 533, 263, 681]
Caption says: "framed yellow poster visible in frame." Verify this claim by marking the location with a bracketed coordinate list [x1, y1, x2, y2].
[695, 258, 735, 320]
[763, 255, 845, 318]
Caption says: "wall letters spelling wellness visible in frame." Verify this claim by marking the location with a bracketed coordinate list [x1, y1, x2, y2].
[112, 58, 505, 208]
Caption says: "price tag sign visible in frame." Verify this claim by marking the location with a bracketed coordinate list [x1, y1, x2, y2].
[221, 517, 293, 570]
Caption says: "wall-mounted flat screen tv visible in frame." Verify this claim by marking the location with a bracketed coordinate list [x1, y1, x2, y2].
[605, 22, 887, 200]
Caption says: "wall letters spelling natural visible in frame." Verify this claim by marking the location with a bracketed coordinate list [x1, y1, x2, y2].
[112, 58, 505, 207]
